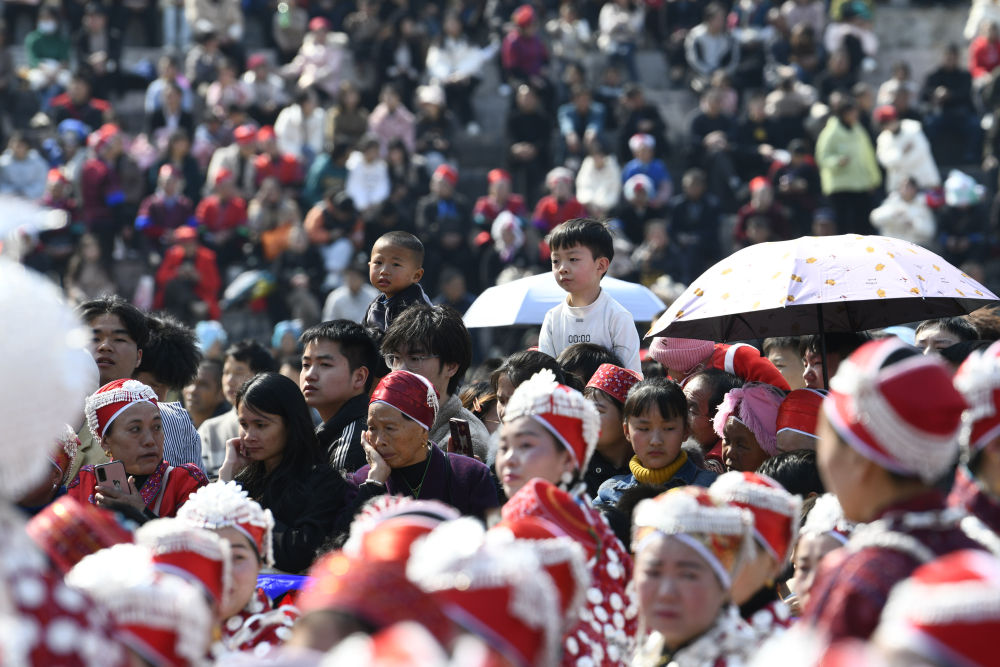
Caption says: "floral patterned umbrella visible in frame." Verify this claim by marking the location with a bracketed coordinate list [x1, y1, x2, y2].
[647, 234, 998, 342]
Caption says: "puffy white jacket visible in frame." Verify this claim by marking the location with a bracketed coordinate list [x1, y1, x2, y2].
[876, 119, 941, 192]
[274, 104, 326, 160]
[870, 191, 936, 246]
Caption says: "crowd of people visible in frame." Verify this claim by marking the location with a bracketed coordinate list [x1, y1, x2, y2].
[5, 0, 1000, 666]
[0, 0, 998, 343]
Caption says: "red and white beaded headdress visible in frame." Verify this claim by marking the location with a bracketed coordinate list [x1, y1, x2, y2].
[407, 518, 566, 667]
[85, 379, 159, 441]
[800, 493, 855, 546]
[709, 471, 802, 565]
[824, 338, 967, 483]
[177, 480, 275, 568]
[66, 543, 214, 666]
[135, 518, 232, 614]
[632, 486, 754, 589]
[875, 550, 1000, 667]
[953, 340, 1000, 456]
[504, 369, 600, 471]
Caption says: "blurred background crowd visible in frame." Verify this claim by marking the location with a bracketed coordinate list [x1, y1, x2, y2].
[0, 0, 998, 355]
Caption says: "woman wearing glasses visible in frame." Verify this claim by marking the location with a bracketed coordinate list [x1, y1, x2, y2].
[351, 370, 500, 518]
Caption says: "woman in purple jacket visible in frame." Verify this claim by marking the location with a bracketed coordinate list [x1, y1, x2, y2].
[351, 370, 499, 518]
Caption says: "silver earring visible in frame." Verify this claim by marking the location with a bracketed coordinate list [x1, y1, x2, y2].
[559, 470, 574, 486]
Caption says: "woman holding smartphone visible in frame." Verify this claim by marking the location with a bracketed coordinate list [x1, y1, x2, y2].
[67, 379, 207, 518]
[218, 372, 353, 573]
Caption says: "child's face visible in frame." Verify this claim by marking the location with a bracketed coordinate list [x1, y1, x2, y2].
[550, 244, 607, 296]
[624, 406, 687, 470]
[369, 241, 423, 298]
[590, 390, 626, 449]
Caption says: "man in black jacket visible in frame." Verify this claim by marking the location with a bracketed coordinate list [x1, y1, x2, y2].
[300, 320, 379, 473]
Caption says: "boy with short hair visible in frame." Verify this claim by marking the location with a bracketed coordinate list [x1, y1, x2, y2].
[363, 230, 432, 337]
[299, 320, 378, 472]
[538, 218, 643, 375]
[762, 336, 806, 390]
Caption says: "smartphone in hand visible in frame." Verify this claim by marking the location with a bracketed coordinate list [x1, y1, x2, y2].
[95, 460, 129, 493]
[448, 418, 474, 458]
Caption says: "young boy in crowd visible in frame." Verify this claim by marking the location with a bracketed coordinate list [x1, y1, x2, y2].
[538, 218, 642, 375]
[363, 230, 432, 338]
[299, 320, 378, 473]
[582, 363, 642, 498]
[593, 377, 716, 509]
[762, 336, 806, 390]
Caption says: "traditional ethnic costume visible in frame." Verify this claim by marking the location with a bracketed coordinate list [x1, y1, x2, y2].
[500, 369, 638, 666]
[710, 471, 801, 645]
[177, 481, 302, 656]
[68, 379, 207, 517]
[631, 486, 757, 667]
[949, 340, 1000, 535]
[804, 338, 986, 641]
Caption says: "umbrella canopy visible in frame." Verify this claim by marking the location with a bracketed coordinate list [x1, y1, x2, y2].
[464, 272, 666, 328]
[647, 235, 998, 341]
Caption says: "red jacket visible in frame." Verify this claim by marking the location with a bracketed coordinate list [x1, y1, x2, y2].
[68, 460, 207, 518]
[80, 158, 122, 225]
[195, 195, 247, 233]
[970, 36, 1000, 79]
[254, 152, 303, 187]
[473, 193, 527, 227]
[155, 244, 222, 320]
[532, 195, 586, 233]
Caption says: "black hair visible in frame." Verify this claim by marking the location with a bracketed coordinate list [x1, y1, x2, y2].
[280, 354, 302, 373]
[762, 336, 802, 357]
[196, 358, 224, 389]
[234, 373, 325, 504]
[546, 218, 614, 267]
[300, 320, 379, 393]
[757, 450, 825, 497]
[687, 368, 745, 422]
[556, 343, 623, 387]
[915, 317, 979, 343]
[641, 356, 666, 379]
[380, 305, 471, 396]
[799, 332, 870, 360]
[226, 339, 278, 374]
[135, 314, 202, 390]
[623, 378, 688, 423]
[607, 480, 688, 551]
[939, 340, 992, 367]
[490, 350, 566, 392]
[374, 231, 425, 266]
[459, 381, 497, 422]
[562, 372, 585, 393]
[78, 295, 150, 349]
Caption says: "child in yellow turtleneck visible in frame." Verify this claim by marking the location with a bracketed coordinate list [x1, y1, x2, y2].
[592, 378, 717, 508]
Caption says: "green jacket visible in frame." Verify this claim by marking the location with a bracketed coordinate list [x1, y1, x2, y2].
[815, 116, 882, 195]
[24, 30, 69, 68]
